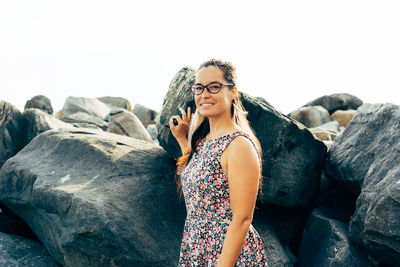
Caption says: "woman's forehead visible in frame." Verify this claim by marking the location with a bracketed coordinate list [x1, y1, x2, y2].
[195, 66, 224, 83]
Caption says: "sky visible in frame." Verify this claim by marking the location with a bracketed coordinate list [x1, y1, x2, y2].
[1, 0, 399, 115]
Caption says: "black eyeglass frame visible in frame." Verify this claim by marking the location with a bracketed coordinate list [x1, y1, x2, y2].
[190, 81, 234, 95]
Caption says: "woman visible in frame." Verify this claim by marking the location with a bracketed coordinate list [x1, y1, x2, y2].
[169, 59, 268, 266]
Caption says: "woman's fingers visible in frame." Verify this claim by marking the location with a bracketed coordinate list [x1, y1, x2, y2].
[187, 106, 191, 121]
[179, 107, 186, 121]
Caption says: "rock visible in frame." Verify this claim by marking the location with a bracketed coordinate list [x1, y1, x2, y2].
[146, 124, 158, 142]
[255, 96, 274, 108]
[60, 112, 108, 130]
[325, 103, 400, 265]
[0, 101, 26, 169]
[331, 109, 357, 128]
[0, 203, 37, 238]
[311, 120, 340, 132]
[297, 207, 373, 267]
[253, 203, 310, 266]
[156, 67, 196, 160]
[308, 128, 339, 142]
[157, 67, 327, 208]
[289, 105, 331, 128]
[56, 96, 111, 129]
[24, 95, 54, 115]
[0, 128, 186, 266]
[0, 232, 59, 266]
[314, 173, 358, 217]
[302, 93, 363, 114]
[106, 110, 153, 142]
[97, 96, 132, 112]
[132, 104, 158, 128]
[22, 108, 76, 147]
[252, 209, 295, 267]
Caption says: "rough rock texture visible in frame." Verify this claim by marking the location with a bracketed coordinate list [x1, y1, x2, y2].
[106, 110, 153, 142]
[58, 96, 111, 120]
[253, 203, 309, 266]
[301, 93, 363, 114]
[97, 96, 132, 112]
[289, 105, 331, 128]
[22, 108, 75, 147]
[0, 232, 59, 266]
[156, 67, 196, 159]
[251, 208, 295, 267]
[0, 204, 36, 238]
[157, 67, 327, 208]
[331, 109, 357, 127]
[132, 104, 158, 128]
[24, 95, 54, 114]
[308, 128, 339, 142]
[325, 103, 400, 266]
[297, 207, 373, 267]
[56, 96, 110, 130]
[0, 101, 26, 168]
[311, 120, 340, 132]
[0, 128, 186, 266]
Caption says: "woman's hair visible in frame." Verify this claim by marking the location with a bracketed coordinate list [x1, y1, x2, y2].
[175, 59, 263, 200]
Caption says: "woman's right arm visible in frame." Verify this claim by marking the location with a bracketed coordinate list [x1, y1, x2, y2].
[169, 106, 192, 156]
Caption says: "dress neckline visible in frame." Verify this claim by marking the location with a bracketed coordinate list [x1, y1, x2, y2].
[203, 130, 243, 142]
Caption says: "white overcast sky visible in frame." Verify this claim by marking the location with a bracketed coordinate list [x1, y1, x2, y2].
[1, 0, 399, 114]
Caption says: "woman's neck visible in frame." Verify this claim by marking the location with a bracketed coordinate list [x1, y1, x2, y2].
[206, 115, 239, 139]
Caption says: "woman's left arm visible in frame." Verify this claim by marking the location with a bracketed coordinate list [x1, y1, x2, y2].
[217, 136, 261, 267]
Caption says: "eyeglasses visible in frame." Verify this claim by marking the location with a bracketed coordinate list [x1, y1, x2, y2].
[190, 81, 234, 95]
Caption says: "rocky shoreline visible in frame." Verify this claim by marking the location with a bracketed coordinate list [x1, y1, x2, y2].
[0, 66, 399, 266]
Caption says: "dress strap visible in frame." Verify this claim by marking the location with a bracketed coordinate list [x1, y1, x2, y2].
[220, 131, 262, 164]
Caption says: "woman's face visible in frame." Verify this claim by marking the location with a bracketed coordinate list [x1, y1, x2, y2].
[194, 66, 235, 118]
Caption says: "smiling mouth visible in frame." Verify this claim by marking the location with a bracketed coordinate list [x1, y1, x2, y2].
[201, 103, 214, 106]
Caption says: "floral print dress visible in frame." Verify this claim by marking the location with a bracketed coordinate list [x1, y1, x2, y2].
[178, 131, 269, 266]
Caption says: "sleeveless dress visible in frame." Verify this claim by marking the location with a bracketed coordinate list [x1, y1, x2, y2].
[178, 131, 269, 266]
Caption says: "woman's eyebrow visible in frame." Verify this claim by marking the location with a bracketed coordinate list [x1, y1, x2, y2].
[195, 81, 219, 85]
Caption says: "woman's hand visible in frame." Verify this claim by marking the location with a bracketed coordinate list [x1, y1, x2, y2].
[169, 106, 192, 142]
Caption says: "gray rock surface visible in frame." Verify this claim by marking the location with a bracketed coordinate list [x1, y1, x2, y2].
[22, 108, 75, 146]
[24, 95, 54, 114]
[106, 109, 153, 142]
[157, 67, 327, 209]
[97, 96, 132, 111]
[0, 232, 59, 266]
[289, 105, 331, 128]
[0, 101, 26, 169]
[301, 93, 363, 114]
[0, 128, 186, 266]
[325, 103, 400, 265]
[132, 103, 158, 128]
[297, 207, 373, 267]
[56, 96, 111, 130]
[311, 120, 340, 132]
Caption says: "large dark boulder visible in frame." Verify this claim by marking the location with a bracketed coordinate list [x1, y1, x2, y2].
[24, 95, 54, 114]
[0, 101, 26, 169]
[300, 93, 363, 115]
[0, 128, 186, 266]
[157, 67, 327, 209]
[0, 232, 59, 266]
[0, 203, 36, 238]
[156, 67, 196, 160]
[253, 203, 309, 266]
[297, 207, 373, 267]
[325, 103, 400, 266]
